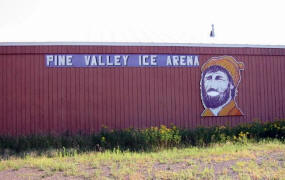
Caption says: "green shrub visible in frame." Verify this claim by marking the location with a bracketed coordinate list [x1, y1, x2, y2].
[0, 120, 284, 155]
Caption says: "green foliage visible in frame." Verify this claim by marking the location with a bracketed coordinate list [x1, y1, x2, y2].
[0, 120, 284, 155]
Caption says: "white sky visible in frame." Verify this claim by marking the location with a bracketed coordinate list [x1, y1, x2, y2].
[0, 0, 284, 45]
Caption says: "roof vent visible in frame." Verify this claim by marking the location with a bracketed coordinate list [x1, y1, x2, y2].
[210, 24, 215, 38]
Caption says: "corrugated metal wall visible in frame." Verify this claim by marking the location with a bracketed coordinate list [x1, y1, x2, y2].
[0, 45, 284, 135]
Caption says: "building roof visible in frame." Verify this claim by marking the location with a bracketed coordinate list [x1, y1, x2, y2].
[0, 42, 285, 49]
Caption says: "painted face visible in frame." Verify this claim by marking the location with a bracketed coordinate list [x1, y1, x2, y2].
[204, 71, 230, 97]
[201, 70, 234, 109]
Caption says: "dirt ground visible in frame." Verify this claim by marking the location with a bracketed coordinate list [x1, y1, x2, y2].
[0, 147, 284, 179]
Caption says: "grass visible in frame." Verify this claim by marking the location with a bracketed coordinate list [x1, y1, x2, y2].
[0, 140, 284, 179]
[1, 120, 284, 154]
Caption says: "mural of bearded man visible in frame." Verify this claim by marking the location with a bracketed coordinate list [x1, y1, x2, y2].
[200, 56, 244, 116]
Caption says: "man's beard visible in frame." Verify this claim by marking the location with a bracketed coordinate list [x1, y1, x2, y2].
[202, 84, 231, 109]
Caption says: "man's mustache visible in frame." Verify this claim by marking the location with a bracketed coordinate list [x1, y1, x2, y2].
[207, 88, 218, 93]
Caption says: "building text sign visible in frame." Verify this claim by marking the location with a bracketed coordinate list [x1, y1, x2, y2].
[46, 54, 199, 67]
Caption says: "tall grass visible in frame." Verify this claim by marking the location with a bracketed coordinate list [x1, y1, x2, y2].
[0, 120, 284, 156]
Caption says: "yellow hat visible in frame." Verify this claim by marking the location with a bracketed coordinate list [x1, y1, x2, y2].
[201, 56, 244, 86]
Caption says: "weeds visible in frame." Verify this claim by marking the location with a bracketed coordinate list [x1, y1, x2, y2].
[0, 141, 285, 179]
[0, 120, 284, 156]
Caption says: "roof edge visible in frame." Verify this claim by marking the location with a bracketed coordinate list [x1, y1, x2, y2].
[0, 42, 285, 49]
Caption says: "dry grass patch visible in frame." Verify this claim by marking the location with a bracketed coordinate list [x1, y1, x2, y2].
[0, 141, 285, 179]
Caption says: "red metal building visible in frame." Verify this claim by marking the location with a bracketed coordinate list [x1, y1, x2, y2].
[0, 42, 284, 135]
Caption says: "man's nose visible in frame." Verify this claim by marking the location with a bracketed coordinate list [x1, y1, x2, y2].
[208, 79, 218, 89]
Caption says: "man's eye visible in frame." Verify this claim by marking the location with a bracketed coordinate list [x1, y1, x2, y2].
[206, 76, 212, 80]
[215, 76, 222, 80]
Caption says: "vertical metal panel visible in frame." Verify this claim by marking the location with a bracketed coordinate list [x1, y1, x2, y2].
[260, 55, 268, 123]
[113, 68, 119, 129]
[4, 55, 8, 135]
[31, 54, 36, 134]
[280, 56, 285, 118]
[87, 67, 93, 133]
[4, 54, 9, 135]
[275, 56, 281, 119]
[42, 52, 48, 133]
[258, 56, 270, 122]
[82, 67, 88, 133]
[69, 66, 76, 133]
[158, 68, 165, 127]
[106, 68, 113, 129]
[275, 56, 283, 119]
[275, 57, 281, 119]
[144, 68, 151, 128]
[74, 67, 80, 131]
[34, 54, 40, 133]
[136, 68, 142, 129]
[38, 53, 45, 133]
[148, 66, 154, 127]
[78, 67, 84, 131]
[121, 68, 127, 129]
[164, 68, 171, 127]
[15, 54, 22, 135]
[139, 68, 145, 128]
[56, 52, 63, 133]
[172, 67, 179, 127]
[51, 58, 58, 133]
[96, 67, 102, 130]
[259, 55, 266, 123]
[0, 56, 4, 134]
[61, 60, 67, 133]
[11, 55, 17, 135]
[268, 55, 276, 122]
[6, 54, 13, 135]
[162, 68, 169, 127]
[126, 68, 133, 128]
[109, 68, 115, 130]
[132, 68, 138, 128]
[266, 55, 273, 121]
[117, 67, 124, 130]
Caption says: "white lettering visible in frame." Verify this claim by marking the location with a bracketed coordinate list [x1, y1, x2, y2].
[58, 55, 65, 66]
[106, 56, 113, 66]
[54, 56, 58, 66]
[150, 55, 157, 66]
[166, 56, 172, 66]
[84, 56, 91, 66]
[173, 56, 179, 66]
[98, 56, 105, 66]
[139, 55, 142, 66]
[194, 56, 199, 66]
[46, 54, 198, 68]
[187, 56, 193, 66]
[180, 56, 186, 66]
[143, 55, 149, 65]
[123, 55, 129, 66]
[91, 56, 97, 66]
[66, 55, 73, 66]
[46, 55, 53, 66]
[114, 55, 121, 66]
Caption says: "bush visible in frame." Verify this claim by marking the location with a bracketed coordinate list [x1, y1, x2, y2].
[0, 120, 284, 155]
